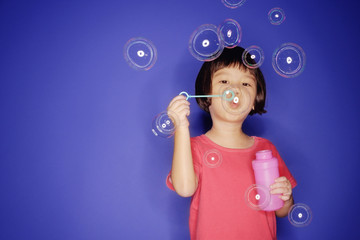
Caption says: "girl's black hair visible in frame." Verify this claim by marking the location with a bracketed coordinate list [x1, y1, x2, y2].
[195, 46, 267, 115]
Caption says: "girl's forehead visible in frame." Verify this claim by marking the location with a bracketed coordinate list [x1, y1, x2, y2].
[213, 67, 255, 80]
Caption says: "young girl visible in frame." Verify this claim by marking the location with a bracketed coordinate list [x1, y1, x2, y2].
[166, 47, 297, 240]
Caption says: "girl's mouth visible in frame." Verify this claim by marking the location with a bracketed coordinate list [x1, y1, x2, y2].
[230, 96, 240, 108]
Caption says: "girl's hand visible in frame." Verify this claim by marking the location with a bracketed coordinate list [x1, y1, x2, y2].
[270, 176, 292, 202]
[167, 95, 190, 128]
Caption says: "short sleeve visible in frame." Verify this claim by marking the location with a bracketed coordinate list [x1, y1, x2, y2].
[269, 143, 297, 189]
[166, 172, 176, 191]
[166, 137, 202, 192]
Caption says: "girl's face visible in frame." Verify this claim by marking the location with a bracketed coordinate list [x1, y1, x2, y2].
[208, 66, 257, 122]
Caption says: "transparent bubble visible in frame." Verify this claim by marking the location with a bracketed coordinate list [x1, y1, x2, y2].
[268, 7, 286, 25]
[203, 149, 222, 168]
[219, 19, 242, 48]
[124, 38, 157, 70]
[221, 85, 252, 115]
[151, 111, 178, 138]
[272, 43, 306, 78]
[221, 88, 236, 102]
[242, 46, 265, 69]
[189, 24, 224, 61]
[288, 203, 313, 227]
[221, 0, 247, 9]
[245, 184, 271, 210]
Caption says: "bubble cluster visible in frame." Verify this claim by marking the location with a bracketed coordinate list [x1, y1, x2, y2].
[189, 24, 224, 61]
[288, 203, 313, 227]
[220, 85, 252, 115]
[268, 7, 286, 25]
[242, 46, 265, 69]
[151, 111, 178, 138]
[219, 19, 242, 48]
[221, 0, 247, 9]
[124, 38, 157, 70]
[272, 43, 306, 78]
[203, 149, 222, 168]
[244, 184, 271, 211]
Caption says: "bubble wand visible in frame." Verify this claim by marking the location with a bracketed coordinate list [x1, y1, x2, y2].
[179, 90, 236, 102]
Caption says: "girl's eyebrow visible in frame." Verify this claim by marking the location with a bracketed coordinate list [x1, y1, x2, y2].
[214, 72, 256, 83]
[245, 76, 256, 83]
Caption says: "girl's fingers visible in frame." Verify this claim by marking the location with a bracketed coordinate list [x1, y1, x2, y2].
[171, 100, 190, 111]
[169, 95, 186, 104]
[177, 107, 190, 118]
[168, 97, 190, 121]
[270, 178, 292, 196]
[274, 176, 287, 183]
[168, 102, 190, 116]
[270, 178, 293, 200]
[270, 181, 290, 190]
[279, 195, 291, 201]
[168, 95, 189, 109]
[270, 187, 291, 195]
[170, 104, 190, 117]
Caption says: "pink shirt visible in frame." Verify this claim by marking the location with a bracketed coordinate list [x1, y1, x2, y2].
[166, 135, 297, 240]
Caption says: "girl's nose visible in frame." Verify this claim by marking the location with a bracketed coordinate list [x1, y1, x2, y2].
[231, 85, 243, 95]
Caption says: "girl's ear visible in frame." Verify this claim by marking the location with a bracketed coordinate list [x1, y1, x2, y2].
[205, 98, 212, 112]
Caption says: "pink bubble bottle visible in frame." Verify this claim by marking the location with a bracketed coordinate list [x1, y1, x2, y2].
[252, 150, 284, 211]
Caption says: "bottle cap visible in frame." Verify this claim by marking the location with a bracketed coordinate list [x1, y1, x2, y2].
[255, 150, 272, 160]
[252, 150, 278, 170]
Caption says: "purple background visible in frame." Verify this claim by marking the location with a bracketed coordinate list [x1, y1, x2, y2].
[1, 0, 360, 239]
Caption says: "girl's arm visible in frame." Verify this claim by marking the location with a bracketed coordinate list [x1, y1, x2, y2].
[171, 125, 198, 197]
[167, 95, 198, 197]
[275, 195, 294, 217]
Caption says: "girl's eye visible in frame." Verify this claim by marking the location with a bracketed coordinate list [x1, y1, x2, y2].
[220, 80, 229, 84]
[242, 82, 251, 87]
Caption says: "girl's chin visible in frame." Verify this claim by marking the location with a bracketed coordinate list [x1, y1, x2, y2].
[211, 111, 248, 123]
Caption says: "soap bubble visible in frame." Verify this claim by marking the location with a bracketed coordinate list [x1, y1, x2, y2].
[189, 24, 224, 61]
[268, 7, 286, 25]
[221, 0, 247, 9]
[151, 111, 178, 138]
[272, 43, 306, 78]
[221, 88, 236, 102]
[245, 184, 271, 210]
[203, 149, 222, 168]
[124, 37, 157, 70]
[242, 46, 265, 69]
[288, 203, 313, 227]
[219, 19, 242, 48]
[221, 85, 252, 115]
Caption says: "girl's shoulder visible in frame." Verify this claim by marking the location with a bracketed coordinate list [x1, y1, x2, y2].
[252, 136, 276, 148]
[253, 136, 271, 143]
[190, 134, 209, 147]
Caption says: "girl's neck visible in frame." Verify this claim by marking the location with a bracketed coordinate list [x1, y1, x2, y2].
[205, 121, 254, 149]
